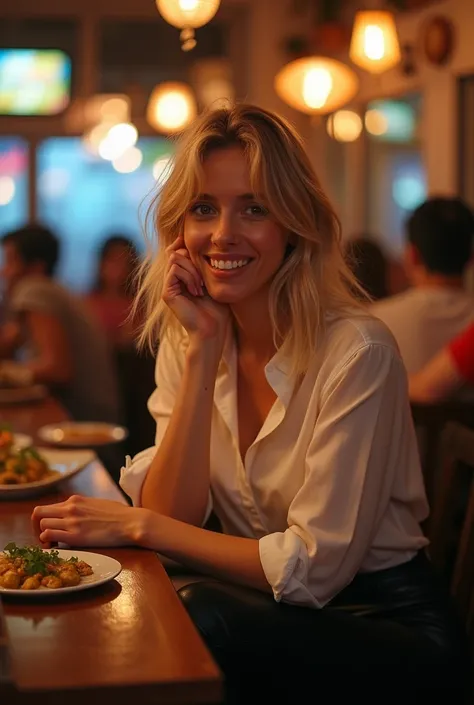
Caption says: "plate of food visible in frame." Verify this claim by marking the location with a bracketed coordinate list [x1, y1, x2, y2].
[0, 426, 33, 452]
[0, 433, 95, 499]
[0, 543, 122, 595]
[38, 421, 128, 447]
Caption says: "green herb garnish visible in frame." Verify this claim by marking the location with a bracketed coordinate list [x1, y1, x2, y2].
[3, 543, 77, 576]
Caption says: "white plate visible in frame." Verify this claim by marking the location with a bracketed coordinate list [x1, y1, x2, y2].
[0, 448, 96, 499]
[38, 422, 128, 447]
[0, 384, 48, 405]
[12, 433, 33, 450]
[0, 549, 122, 596]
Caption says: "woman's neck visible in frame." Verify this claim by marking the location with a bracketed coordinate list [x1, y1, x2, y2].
[231, 294, 278, 361]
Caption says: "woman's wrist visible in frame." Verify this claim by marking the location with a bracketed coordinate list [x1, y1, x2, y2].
[125, 507, 156, 547]
[186, 335, 223, 368]
[127, 507, 163, 549]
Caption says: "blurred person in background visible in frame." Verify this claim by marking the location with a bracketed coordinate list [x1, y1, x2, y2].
[0, 224, 120, 424]
[346, 236, 389, 301]
[409, 320, 474, 403]
[372, 197, 474, 374]
[85, 235, 139, 350]
[85, 236, 155, 458]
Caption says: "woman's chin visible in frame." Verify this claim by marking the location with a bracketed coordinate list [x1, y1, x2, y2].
[205, 284, 247, 305]
[207, 291, 243, 305]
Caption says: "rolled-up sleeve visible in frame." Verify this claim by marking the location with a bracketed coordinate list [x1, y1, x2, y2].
[119, 336, 183, 506]
[259, 343, 419, 608]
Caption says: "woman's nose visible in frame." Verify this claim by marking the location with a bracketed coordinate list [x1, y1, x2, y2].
[211, 213, 237, 245]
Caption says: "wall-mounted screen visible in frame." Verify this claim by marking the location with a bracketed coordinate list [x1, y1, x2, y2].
[0, 49, 71, 116]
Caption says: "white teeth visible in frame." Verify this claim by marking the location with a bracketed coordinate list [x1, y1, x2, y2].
[209, 258, 249, 270]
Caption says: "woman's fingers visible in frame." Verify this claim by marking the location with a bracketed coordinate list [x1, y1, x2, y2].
[32, 502, 68, 538]
[165, 262, 203, 298]
[168, 252, 203, 292]
[166, 235, 186, 254]
[32, 502, 69, 519]
[39, 529, 73, 544]
[39, 518, 67, 531]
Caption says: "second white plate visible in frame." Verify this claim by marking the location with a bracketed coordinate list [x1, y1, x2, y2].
[38, 422, 128, 447]
[0, 448, 96, 499]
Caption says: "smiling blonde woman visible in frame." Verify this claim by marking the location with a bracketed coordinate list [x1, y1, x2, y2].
[33, 105, 468, 705]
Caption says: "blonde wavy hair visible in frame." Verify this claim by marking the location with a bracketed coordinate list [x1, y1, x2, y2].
[134, 103, 367, 377]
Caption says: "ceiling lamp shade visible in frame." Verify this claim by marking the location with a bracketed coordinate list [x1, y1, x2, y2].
[350, 11, 401, 74]
[147, 82, 197, 134]
[156, 0, 221, 50]
[274, 56, 359, 115]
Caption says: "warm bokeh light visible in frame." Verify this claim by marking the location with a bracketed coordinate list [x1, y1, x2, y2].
[327, 110, 363, 142]
[99, 96, 130, 122]
[83, 121, 115, 155]
[364, 108, 389, 136]
[98, 122, 138, 161]
[365, 100, 415, 142]
[112, 147, 143, 174]
[156, 0, 221, 29]
[275, 56, 359, 115]
[147, 82, 196, 133]
[350, 11, 401, 73]
[303, 68, 333, 110]
[83, 94, 130, 125]
[0, 176, 15, 205]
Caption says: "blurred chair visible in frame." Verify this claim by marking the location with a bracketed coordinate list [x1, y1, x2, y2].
[115, 345, 156, 459]
[411, 402, 474, 526]
[425, 422, 474, 703]
[428, 423, 474, 599]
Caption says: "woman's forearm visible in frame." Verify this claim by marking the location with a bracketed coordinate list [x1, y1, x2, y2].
[140, 340, 220, 526]
[136, 509, 271, 593]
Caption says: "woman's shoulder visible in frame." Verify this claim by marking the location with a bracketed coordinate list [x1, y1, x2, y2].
[322, 310, 401, 364]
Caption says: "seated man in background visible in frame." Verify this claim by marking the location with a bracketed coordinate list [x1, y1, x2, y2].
[371, 197, 474, 374]
[0, 224, 120, 424]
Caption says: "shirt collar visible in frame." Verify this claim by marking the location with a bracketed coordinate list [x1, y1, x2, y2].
[219, 329, 295, 409]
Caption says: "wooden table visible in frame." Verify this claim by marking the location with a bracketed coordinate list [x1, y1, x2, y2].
[0, 398, 222, 705]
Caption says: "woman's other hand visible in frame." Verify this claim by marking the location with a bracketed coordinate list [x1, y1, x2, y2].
[31, 495, 148, 547]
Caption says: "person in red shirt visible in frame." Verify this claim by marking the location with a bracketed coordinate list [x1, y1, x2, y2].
[409, 321, 474, 402]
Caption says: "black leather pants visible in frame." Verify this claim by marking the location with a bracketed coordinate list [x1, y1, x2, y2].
[177, 553, 469, 705]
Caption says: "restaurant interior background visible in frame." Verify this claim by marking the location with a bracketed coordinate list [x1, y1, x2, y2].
[0, 0, 473, 292]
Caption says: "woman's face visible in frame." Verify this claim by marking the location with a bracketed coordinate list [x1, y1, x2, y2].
[183, 146, 288, 305]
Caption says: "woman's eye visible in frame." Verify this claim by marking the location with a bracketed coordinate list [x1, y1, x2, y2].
[245, 204, 269, 217]
[190, 203, 215, 217]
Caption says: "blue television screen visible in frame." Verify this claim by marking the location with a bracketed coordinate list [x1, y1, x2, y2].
[0, 49, 71, 116]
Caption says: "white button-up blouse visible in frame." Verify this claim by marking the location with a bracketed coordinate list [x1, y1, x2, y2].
[120, 313, 429, 608]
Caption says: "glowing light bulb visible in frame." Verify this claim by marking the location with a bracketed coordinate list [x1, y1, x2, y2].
[179, 0, 199, 9]
[302, 68, 333, 110]
[363, 25, 385, 60]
